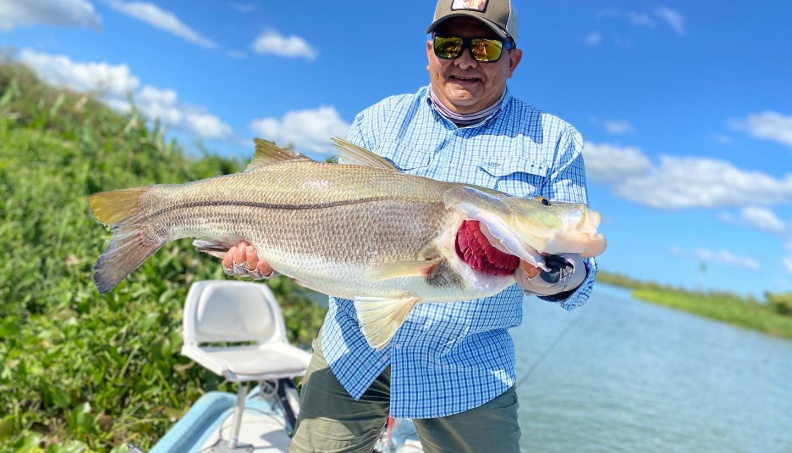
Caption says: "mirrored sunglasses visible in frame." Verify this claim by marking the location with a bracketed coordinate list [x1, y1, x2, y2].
[433, 34, 515, 62]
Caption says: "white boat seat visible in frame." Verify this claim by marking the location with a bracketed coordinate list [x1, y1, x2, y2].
[189, 346, 311, 379]
[181, 280, 312, 382]
[180, 280, 312, 450]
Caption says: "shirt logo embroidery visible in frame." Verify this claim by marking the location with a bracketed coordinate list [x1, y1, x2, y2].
[451, 0, 488, 12]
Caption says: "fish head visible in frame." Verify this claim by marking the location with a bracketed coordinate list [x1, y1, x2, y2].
[443, 186, 607, 270]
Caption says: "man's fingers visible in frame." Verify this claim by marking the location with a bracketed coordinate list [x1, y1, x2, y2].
[233, 244, 246, 265]
[223, 246, 236, 269]
[257, 259, 273, 278]
[221, 241, 274, 280]
[245, 246, 259, 271]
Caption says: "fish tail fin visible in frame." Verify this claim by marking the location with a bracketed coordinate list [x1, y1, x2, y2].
[89, 187, 166, 293]
[354, 296, 419, 350]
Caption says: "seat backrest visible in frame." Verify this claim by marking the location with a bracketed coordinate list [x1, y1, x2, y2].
[182, 280, 288, 346]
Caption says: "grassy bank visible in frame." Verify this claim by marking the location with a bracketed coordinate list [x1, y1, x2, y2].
[597, 271, 792, 340]
[0, 61, 325, 451]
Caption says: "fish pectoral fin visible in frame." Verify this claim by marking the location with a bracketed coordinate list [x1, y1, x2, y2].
[365, 259, 441, 281]
[192, 239, 235, 259]
[354, 296, 419, 350]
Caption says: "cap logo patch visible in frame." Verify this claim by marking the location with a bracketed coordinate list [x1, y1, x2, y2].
[451, 0, 488, 12]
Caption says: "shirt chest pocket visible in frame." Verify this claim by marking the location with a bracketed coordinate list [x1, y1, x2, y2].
[479, 158, 548, 198]
[373, 140, 431, 173]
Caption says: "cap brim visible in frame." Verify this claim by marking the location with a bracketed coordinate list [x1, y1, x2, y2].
[426, 13, 510, 41]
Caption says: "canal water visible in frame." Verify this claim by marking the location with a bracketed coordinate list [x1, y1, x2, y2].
[512, 284, 792, 452]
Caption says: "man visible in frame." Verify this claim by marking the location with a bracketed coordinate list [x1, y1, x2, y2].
[223, 1, 596, 451]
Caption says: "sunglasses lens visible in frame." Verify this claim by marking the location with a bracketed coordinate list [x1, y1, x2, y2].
[433, 36, 505, 62]
[471, 39, 503, 61]
[434, 36, 464, 59]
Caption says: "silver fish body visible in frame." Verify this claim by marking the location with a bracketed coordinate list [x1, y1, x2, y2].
[90, 139, 606, 348]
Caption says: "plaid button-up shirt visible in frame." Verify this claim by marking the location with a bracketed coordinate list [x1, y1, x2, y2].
[320, 86, 597, 419]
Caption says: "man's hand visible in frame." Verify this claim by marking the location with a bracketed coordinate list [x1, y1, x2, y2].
[221, 241, 277, 280]
[515, 254, 586, 297]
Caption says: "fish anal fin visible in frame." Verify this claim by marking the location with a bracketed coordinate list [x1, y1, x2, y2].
[332, 137, 399, 170]
[365, 258, 441, 281]
[248, 138, 308, 170]
[354, 296, 420, 350]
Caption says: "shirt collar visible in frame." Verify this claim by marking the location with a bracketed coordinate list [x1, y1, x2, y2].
[422, 85, 512, 128]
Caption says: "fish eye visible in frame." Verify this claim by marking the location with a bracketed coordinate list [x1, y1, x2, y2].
[539, 197, 550, 206]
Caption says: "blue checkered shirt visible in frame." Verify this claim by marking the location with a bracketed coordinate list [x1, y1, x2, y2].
[320, 85, 597, 419]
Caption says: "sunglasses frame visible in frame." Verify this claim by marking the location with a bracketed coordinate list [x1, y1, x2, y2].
[432, 33, 516, 62]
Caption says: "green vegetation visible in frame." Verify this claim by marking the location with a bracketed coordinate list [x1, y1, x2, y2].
[597, 271, 792, 340]
[0, 61, 326, 451]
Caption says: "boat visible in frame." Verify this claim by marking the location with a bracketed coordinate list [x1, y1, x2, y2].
[144, 280, 423, 452]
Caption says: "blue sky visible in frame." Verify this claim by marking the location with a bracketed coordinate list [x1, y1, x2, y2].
[2, 0, 791, 297]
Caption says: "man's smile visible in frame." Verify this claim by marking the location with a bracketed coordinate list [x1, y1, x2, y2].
[448, 74, 482, 85]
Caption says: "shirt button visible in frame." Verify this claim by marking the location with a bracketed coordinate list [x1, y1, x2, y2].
[393, 343, 402, 350]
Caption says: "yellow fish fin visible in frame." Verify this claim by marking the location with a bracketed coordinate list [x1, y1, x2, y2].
[354, 296, 420, 350]
[365, 258, 441, 281]
[248, 138, 308, 170]
[88, 187, 166, 293]
[89, 187, 148, 226]
[331, 137, 399, 170]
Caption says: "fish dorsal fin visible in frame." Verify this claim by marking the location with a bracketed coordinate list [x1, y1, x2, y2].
[332, 137, 399, 170]
[248, 138, 306, 170]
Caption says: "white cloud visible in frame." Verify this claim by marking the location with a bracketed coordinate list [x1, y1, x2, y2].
[20, 49, 139, 94]
[603, 120, 635, 134]
[0, 0, 101, 31]
[599, 7, 685, 37]
[105, 0, 216, 48]
[585, 32, 602, 47]
[629, 12, 656, 28]
[123, 85, 231, 139]
[249, 106, 350, 155]
[252, 30, 318, 60]
[670, 246, 760, 271]
[654, 7, 686, 36]
[583, 142, 652, 184]
[231, 3, 256, 13]
[19, 49, 231, 139]
[733, 111, 792, 148]
[783, 257, 792, 275]
[738, 207, 786, 233]
[584, 141, 792, 209]
[694, 248, 759, 271]
[616, 156, 792, 209]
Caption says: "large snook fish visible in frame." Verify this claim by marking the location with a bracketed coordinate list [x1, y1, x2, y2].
[89, 138, 606, 349]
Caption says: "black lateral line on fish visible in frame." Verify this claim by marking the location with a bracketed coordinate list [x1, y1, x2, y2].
[145, 197, 399, 219]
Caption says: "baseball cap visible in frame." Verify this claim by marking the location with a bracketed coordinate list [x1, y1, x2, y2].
[426, 0, 519, 46]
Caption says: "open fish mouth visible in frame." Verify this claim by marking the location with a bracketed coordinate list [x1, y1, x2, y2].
[455, 220, 520, 276]
[444, 186, 606, 271]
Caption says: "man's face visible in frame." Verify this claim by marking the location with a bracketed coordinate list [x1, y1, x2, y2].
[426, 17, 522, 114]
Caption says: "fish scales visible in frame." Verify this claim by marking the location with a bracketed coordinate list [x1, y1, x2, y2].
[89, 138, 606, 349]
[131, 160, 462, 299]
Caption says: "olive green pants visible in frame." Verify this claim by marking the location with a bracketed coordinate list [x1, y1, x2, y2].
[288, 335, 520, 453]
